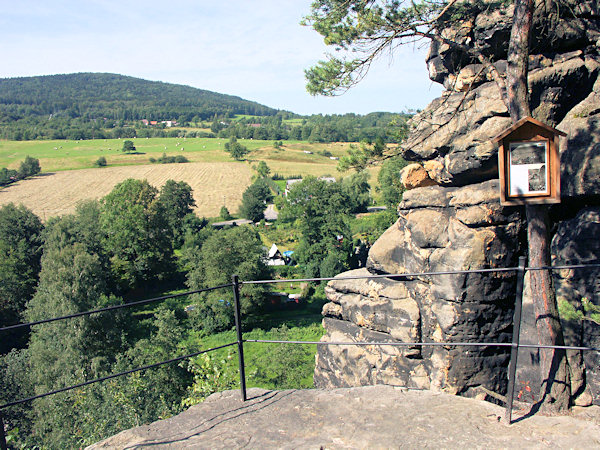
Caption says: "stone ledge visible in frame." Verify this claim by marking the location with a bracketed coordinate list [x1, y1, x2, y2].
[88, 386, 600, 449]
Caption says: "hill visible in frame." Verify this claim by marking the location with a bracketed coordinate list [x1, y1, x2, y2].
[0, 73, 279, 139]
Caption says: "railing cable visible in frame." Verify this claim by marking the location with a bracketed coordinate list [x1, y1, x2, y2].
[241, 262, 600, 286]
[0, 342, 237, 410]
[0, 283, 233, 333]
[245, 339, 600, 352]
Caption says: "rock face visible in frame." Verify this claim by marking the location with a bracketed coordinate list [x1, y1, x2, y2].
[315, 1, 600, 402]
[404, 1, 600, 189]
[316, 181, 523, 395]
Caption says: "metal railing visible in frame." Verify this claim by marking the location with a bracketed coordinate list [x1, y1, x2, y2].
[1, 258, 599, 448]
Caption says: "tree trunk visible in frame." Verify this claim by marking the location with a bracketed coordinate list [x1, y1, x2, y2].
[507, 0, 533, 121]
[507, 0, 572, 412]
[526, 205, 571, 412]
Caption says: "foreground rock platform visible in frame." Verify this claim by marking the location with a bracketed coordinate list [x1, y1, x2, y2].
[88, 386, 600, 449]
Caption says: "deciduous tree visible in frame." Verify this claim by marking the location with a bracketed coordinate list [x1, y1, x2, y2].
[159, 180, 196, 248]
[224, 136, 249, 160]
[239, 178, 273, 222]
[185, 226, 271, 333]
[25, 244, 125, 447]
[18, 155, 41, 178]
[122, 139, 136, 153]
[101, 179, 175, 290]
[0, 204, 43, 352]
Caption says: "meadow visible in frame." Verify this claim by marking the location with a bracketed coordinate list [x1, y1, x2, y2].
[0, 137, 350, 173]
[0, 137, 381, 220]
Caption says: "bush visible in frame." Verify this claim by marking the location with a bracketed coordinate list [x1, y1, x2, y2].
[94, 156, 107, 167]
[0, 168, 18, 186]
[219, 206, 232, 221]
[149, 153, 189, 164]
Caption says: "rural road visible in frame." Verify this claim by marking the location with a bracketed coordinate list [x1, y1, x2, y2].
[88, 385, 600, 448]
[264, 204, 278, 221]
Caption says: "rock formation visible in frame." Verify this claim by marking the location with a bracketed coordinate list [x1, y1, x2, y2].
[315, 1, 600, 403]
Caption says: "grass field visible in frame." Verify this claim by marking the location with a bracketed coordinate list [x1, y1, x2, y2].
[0, 137, 382, 221]
[0, 138, 353, 173]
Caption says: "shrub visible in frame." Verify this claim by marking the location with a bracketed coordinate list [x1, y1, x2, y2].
[220, 206, 232, 220]
[0, 168, 18, 186]
[149, 153, 189, 164]
[94, 156, 107, 167]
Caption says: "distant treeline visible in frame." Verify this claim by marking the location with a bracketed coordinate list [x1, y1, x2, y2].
[0, 111, 411, 143]
[216, 112, 411, 143]
[0, 73, 412, 143]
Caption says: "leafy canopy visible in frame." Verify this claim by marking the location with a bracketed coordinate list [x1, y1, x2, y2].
[122, 140, 136, 153]
[0, 204, 43, 352]
[101, 178, 175, 290]
[159, 180, 196, 248]
[224, 136, 250, 160]
[185, 226, 272, 334]
[239, 178, 274, 222]
[279, 175, 370, 278]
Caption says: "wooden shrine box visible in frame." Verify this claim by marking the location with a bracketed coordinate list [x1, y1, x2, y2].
[493, 116, 566, 206]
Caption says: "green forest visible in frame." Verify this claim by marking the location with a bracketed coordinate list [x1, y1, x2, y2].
[0, 160, 404, 447]
[0, 73, 411, 143]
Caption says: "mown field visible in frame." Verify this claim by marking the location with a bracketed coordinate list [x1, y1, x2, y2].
[0, 162, 252, 220]
[0, 137, 381, 220]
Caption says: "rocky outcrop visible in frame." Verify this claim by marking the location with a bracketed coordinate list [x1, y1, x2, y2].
[315, 180, 523, 395]
[405, 51, 600, 188]
[315, 0, 600, 402]
[405, 1, 600, 189]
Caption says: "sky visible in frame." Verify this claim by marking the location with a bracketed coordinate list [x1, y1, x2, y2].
[0, 0, 443, 115]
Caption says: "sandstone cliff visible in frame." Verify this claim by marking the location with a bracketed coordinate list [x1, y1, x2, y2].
[315, 0, 600, 403]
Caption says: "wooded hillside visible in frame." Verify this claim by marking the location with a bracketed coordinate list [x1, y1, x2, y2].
[0, 73, 278, 139]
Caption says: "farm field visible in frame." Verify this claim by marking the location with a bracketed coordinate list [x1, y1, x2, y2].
[0, 137, 382, 221]
[0, 162, 252, 221]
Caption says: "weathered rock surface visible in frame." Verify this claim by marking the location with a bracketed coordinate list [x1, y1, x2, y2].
[557, 74, 600, 198]
[403, 51, 600, 188]
[553, 208, 600, 400]
[399, 163, 437, 189]
[315, 181, 523, 395]
[88, 386, 600, 449]
[406, 1, 600, 191]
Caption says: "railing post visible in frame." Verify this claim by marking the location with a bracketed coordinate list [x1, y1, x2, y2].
[0, 410, 7, 450]
[505, 256, 526, 424]
[231, 275, 247, 402]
